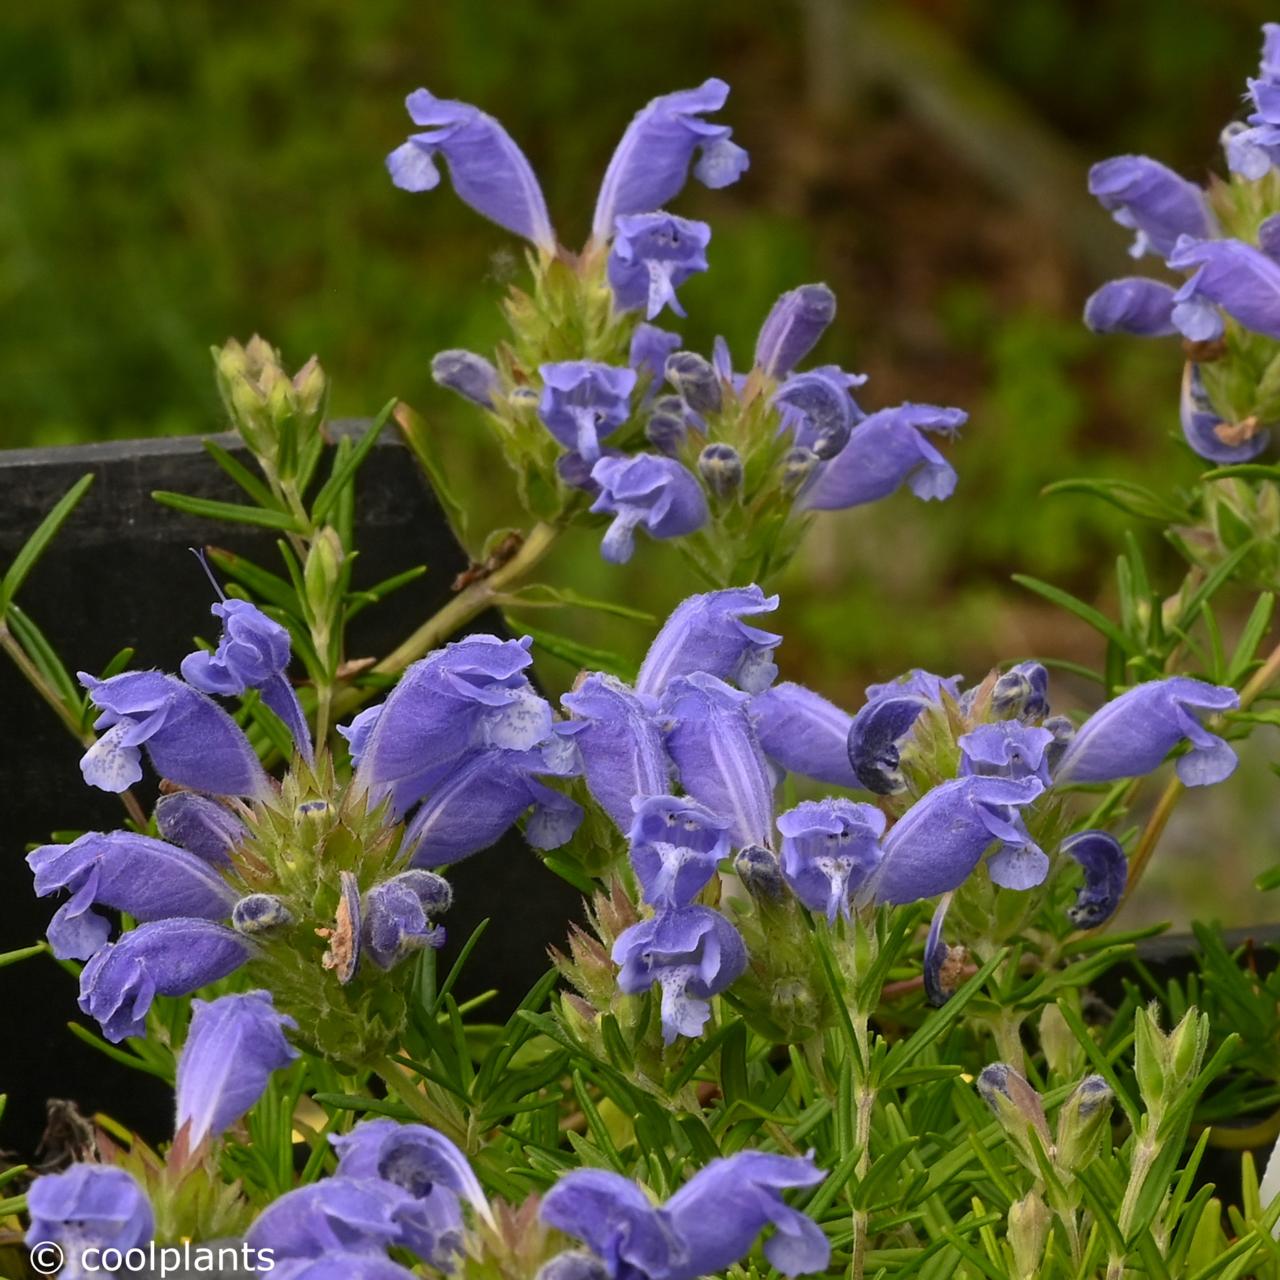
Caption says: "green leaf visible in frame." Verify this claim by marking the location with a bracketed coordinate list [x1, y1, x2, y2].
[205, 547, 300, 612]
[1173, 541, 1258, 635]
[0, 472, 94, 617]
[1199, 463, 1280, 482]
[1012, 574, 1134, 653]
[514, 619, 636, 682]
[151, 490, 304, 532]
[508, 583, 656, 622]
[1043, 477, 1191, 523]
[310, 400, 397, 524]
[202, 439, 278, 508]
[7, 604, 81, 709]
[395, 400, 470, 540]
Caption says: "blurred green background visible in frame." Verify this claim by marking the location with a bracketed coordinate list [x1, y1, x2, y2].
[2, 0, 1277, 925]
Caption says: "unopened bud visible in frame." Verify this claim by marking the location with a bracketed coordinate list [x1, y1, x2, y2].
[1008, 1192, 1051, 1280]
[1055, 1074, 1114, 1173]
[1043, 715, 1075, 772]
[536, 1251, 610, 1280]
[734, 844, 785, 901]
[977, 1063, 1051, 1171]
[304, 527, 345, 618]
[292, 355, 328, 422]
[781, 445, 819, 493]
[698, 442, 743, 499]
[666, 351, 722, 414]
[646, 396, 688, 456]
[232, 893, 293, 935]
[431, 349, 500, 410]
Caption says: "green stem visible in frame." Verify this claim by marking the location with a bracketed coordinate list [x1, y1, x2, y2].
[376, 1057, 466, 1145]
[1107, 1131, 1160, 1280]
[850, 1008, 876, 1280]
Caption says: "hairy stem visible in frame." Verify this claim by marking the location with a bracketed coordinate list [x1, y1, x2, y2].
[1107, 1131, 1159, 1280]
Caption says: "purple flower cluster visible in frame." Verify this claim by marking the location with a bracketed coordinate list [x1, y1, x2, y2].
[1083, 23, 1280, 463]
[540, 1151, 829, 1280]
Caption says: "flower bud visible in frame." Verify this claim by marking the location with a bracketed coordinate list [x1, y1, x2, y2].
[1054, 1074, 1114, 1173]
[232, 893, 293, 935]
[698, 443, 743, 499]
[734, 844, 786, 901]
[305, 527, 345, 621]
[976, 1063, 1051, 1172]
[666, 351, 722, 414]
[1038, 1003, 1081, 1080]
[432, 349, 500, 410]
[292, 355, 328, 424]
[536, 1251, 610, 1280]
[781, 445, 819, 493]
[646, 396, 689, 456]
[1007, 1192, 1051, 1280]
[1043, 715, 1075, 772]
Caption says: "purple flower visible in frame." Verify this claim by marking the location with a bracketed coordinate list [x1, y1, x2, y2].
[432, 350, 501, 410]
[869, 775, 1047, 903]
[1087, 156, 1213, 259]
[25, 1166, 153, 1276]
[661, 673, 775, 848]
[154, 792, 245, 867]
[751, 682, 859, 787]
[845, 671, 959, 796]
[613, 905, 747, 1043]
[628, 795, 731, 909]
[387, 90, 555, 251]
[635, 585, 781, 697]
[1180, 363, 1271, 464]
[246, 1177, 410, 1261]
[777, 798, 884, 922]
[78, 670, 271, 799]
[630, 325, 683, 397]
[540, 1151, 828, 1280]
[801, 403, 964, 510]
[664, 350, 722, 414]
[1083, 277, 1179, 337]
[1168, 236, 1280, 341]
[175, 990, 298, 1144]
[958, 722, 1055, 786]
[350, 635, 552, 817]
[608, 213, 710, 319]
[28, 831, 236, 962]
[233, 893, 293, 934]
[402, 742, 582, 868]
[1053, 677, 1239, 787]
[270, 1258, 421, 1280]
[592, 79, 749, 241]
[589, 454, 708, 564]
[775, 366, 868, 460]
[331, 1118, 491, 1268]
[560, 674, 673, 830]
[78, 918, 251, 1042]
[362, 870, 451, 968]
[755, 284, 837, 378]
[182, 597, 313, 763]
[989, 661, 1051, 722]
[923, 893, 964, 1007]
[645, 396, 690, 455]
[1225, 25, 1280, 179]
[1061, 830, 1128, 928]
[538, 362, 638, 463]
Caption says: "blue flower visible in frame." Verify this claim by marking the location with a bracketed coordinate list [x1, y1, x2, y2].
[635, 585, 781, 697]
[538, 362, 638, 463]
[1083, 277, 1178, 337]
[28, 831, 236, 961]
[154, 792, 245, 867]
[560, 674, 673, 830]
[661, 673, 775, 849]
[923, 893, 965, 1007]
[78, 918, 251, 1042]
[777, 798, 884, 922]
[608, 213, 711, 319]
[176, 990, 298, 1144]
[775, 365, 867, 460]
[387, 90, 555, 250]
[989, 661, 1052, 721]
[845, 669, 960, 795]
[1180, 363, 1271, 463]
[592, 79, 749, 241]
[801, 403, 964, 510]
[78, 670, 271, 799]
[957, 722, 1055, 786]
[630, 325, 683, 398]
[1061, 830, 1128, 928]
[1224, 25, 1280, 179]
[613, 905, 747, 1043]
[25, 1166, 153, 1276]
[362, 870, 452, 969]
[751, 681, 859, 788]
[1167, 235, 1280, 342]
[754, 284, 837, 378]
[868, 775, 1047, 903]
[246, 1178, 412, 1263]
[589, 454, 708, 564]
[1053, 676, 1239, 787]
[1087, 155, 1214, 259]
[181, 596, 312, 763]
[628, 795, 731, 910]
[431, 349, 501, 409]
[540, 1151, 828, 1280]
